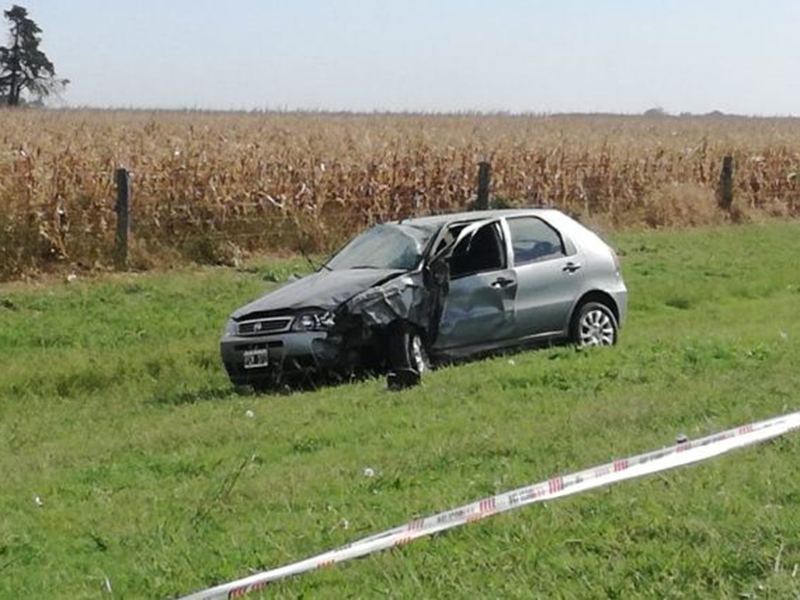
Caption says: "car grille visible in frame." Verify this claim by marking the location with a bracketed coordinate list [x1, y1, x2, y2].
[237, 317, 293, 336]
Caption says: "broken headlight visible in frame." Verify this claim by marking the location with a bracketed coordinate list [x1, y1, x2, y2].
[292, 310, 336, 332]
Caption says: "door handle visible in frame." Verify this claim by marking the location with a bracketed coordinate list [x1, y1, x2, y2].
[563, 262, 582, 273]
[492, 277, 515, 288]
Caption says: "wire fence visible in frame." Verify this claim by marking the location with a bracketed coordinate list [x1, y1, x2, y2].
[2, 151, 799, 280]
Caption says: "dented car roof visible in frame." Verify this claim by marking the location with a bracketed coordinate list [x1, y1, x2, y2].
[392, 208, 564, 230]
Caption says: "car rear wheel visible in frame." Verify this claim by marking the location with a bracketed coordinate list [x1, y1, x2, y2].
[571, 301, 618, 348]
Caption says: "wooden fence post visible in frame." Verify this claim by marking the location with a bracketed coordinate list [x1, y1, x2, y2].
[717, 156, 734, 211]
[475, 161, 491, 210]
[115, 168, 131, 268]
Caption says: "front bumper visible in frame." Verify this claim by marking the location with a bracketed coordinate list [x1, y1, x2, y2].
[220, 331, 343, 385]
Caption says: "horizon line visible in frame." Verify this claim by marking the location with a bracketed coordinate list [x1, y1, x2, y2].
[3, 104, 798, 120]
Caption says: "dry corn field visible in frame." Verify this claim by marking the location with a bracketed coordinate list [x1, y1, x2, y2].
[1, 109, 799, 280]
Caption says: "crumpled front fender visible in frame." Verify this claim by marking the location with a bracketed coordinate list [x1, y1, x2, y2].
[344, 272, 432, 330]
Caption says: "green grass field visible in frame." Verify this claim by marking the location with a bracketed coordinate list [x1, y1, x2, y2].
[2, 222, 800, 599]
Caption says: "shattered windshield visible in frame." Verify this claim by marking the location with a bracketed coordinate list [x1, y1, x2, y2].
[325, 223, 434, 271]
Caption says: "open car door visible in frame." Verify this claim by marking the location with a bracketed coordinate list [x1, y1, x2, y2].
[430, 219, 518, 354]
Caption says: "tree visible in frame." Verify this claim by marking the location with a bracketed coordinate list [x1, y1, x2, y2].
[0, 5, 68, 106]
[643, 107, 668, 118]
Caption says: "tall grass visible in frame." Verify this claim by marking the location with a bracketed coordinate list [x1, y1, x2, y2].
[1, 110, 799, 279]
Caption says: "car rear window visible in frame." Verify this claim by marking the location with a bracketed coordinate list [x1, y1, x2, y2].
[507, 217, 566, 265]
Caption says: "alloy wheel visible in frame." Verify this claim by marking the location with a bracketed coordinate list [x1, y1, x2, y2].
[410, 333, 428, 373]
[579, 308, 616, 347]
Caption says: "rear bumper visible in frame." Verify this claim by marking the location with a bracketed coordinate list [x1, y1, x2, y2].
[613, 284, 629, 328]
[220, 331, 343, 385]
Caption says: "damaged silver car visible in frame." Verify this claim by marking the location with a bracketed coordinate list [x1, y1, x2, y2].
[220, 209, 628, 389]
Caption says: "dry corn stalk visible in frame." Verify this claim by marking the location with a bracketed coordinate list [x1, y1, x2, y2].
[1, 109, 799, 279]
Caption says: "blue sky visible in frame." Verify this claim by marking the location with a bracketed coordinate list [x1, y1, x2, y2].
[8, 0, 800, 114]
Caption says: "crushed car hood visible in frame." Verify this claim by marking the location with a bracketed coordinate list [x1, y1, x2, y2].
[232, 268, 406, 318]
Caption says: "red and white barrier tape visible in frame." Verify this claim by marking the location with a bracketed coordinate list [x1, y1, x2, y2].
[179, 410, 800, 600]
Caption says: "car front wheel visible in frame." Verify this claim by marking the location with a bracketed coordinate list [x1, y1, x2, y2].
[386, 322, 429, 389]
[571, 301, 618, 348]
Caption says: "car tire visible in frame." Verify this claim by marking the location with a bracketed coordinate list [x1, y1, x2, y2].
[570, 301, 618, 348]
[386, 322, 429, 390]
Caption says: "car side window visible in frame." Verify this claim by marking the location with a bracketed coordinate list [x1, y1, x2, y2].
[507, 217, 566, 266]
[449, 222, 506, 278]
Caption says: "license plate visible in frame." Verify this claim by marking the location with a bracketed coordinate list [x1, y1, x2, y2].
[243, 348, 269, 369]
